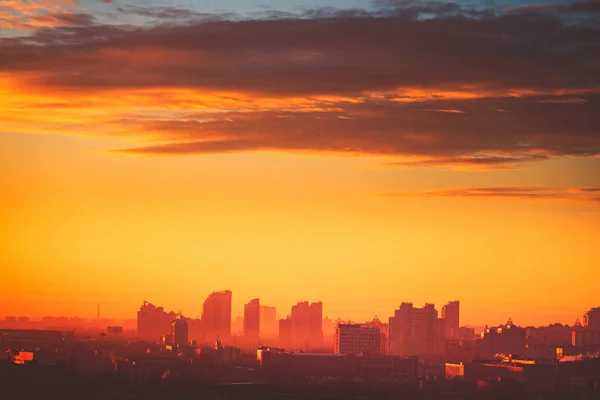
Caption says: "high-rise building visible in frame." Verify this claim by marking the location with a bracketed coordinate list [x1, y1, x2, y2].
[260, 306, 277, 337]
[441, 301, 460, 339]
[289, 301, 323, 350]
[363, 316, 389, 354]
[389, 303, 445, 357]
[584, 308, 600, 329]
[232, 316, 244, 336]
[171, 315, 189, 349]
[201, 290, 232, 343]
[279, 317, 293, 346]
[335, 324, 381, 355]
[137, 301, 175, 342]
[244, 298, 260, 344]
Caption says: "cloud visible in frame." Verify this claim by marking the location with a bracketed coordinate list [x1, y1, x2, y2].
[115, 5, 237, 21]
[0, 1, 599, 168]
[31, 12, 96, 27]
[2, 4, 599, 93]
[106, 93, 600, 169]
[0, 0, 82, 29]
[382, 187, 600, 203]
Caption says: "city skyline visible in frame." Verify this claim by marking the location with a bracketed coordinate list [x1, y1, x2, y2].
[2, 0, 599, 397]
[3, 297, 598, 333]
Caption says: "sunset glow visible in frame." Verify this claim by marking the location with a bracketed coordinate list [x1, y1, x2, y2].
[2, 0, 599, 328]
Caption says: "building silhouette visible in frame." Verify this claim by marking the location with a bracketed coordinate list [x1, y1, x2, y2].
[137, 301, 175, 342]
[291, 301, 323, 350]
[334, 323, 381, 355]
[201, 290, 232, 343]
[363, 316, 389, 354]
[278, 301, 323, 350]
[389, 303, 445, 358]
[244, 298, 260, 345]
[441, 301, 460, 339]
[279, 317, 293, 347]
[171, 314, 188, 350]
[476, 318, 526, 359]
[584, 307, 600, 329]
[260, 306, 277, 337]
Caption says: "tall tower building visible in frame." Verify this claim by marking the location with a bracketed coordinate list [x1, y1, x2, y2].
[201, 290, 232, 343]
[279, 317, 293, 347]
[441, 301, 460, 339]
[244, 298, 261, 344]
[309, 302, 323, 347]
[389, 303, 445, 357]
[288, 301, 323, 350]
[171, 315, 189, 350]
[260, 306, 277, 337]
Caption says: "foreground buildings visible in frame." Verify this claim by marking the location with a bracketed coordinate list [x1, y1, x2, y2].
[257, 347, 418, 383]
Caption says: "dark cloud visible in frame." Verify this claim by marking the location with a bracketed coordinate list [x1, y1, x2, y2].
[115, 5, 238, 21]
[1, 1, 599, 168]
[109, 93, 600, 168]
[509, 0, 600, 13]
[2, 4, 599, 94]
[35, 12, 96, 26]
[382, 187, 600, 203]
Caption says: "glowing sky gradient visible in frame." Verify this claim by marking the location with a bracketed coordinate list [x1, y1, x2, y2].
[1, 0, 599, 327]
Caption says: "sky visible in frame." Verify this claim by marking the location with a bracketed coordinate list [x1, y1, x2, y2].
[1, 0, 599, 327]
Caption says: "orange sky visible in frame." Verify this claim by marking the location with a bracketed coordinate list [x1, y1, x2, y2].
[1, 0, 600, 328]
[2, 130, 599, 326]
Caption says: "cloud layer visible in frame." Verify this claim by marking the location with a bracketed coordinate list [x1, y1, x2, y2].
[383, 187, 600, 203]
[1, 1, 599, 168]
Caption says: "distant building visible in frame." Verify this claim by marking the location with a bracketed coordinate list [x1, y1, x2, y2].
[389, 303, 445, 358]
[281, 301, 323, 350]
[441, 301, 460, 339]
[572, 326, 600, 350]
[527, 324, 572, 347]
[201, 290, 232, 343]
[455, 326, 475, 341]
[363, 316, 389, 354]
[335, 324, 381, 355]
[231, 316, 244, 336]
[244, 298, 260, 344]
[137, 301, 175, 342]
[171, 315, 188, 350]
[279, 317, 293, 347]
[475, 319, 526, 359]
[584, 308, 600, 329]
[260, 306, 277, 337]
